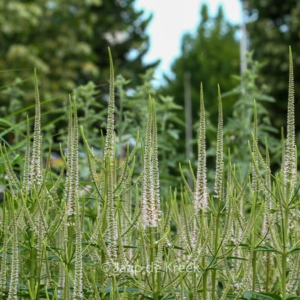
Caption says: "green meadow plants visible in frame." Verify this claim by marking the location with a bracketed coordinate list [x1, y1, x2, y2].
[1, 47, 300, 300]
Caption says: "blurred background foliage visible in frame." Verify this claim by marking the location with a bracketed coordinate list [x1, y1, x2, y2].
[0, 0, 159, 154]
[0, 0, 157, 107]
[1, 0, 300, 190]
[244, 0, 300, 131]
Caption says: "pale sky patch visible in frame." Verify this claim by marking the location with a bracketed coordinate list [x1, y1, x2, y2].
[135, 0, 242, 85]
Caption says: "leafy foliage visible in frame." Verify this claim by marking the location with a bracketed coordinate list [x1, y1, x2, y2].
[222, 52, 280, 174]
[1, 49, 300, 300]
[0, 0, 157, 127]
[244, 0, 300, 134]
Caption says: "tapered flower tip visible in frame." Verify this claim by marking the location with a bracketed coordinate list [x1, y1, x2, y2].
[108, 47, 113, 65]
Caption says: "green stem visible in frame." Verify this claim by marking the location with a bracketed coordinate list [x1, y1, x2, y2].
[29, 231, 36, 298]
[252, 231, 257, 294]
[282, 224, 288, 299]
[64, 269, 70, 300]
[203, 271, 207, 300]
[180, 272, 184, 300]
[64, 224, 74, 300]
[100, 250, 106, 287]
[192, 272, 197, 300]
[266, 252, 270, 292]
[150, 228, 158, 300]
[35, 244, 45, 300]
[282, 252, 287, 300]
[211, 271, 216, 299]
[211, 213, 220, 300]
[252, 250, 257, 293]
[201, 210, 207, 300]
[282, 190, 289, 300]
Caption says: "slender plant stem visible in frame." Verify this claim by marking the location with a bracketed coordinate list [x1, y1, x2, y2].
[191, 272, 197, 300]
[282, 252, 287, 300]
[252, 232, 257, 294]
[201, 210, 207, 300]
[282, 207, 289, 300]
[265, 252, 270, 292]
[203, 270, 207, 300]
[64, 270, 70, 300]
[150, 228, 158, 300]
[29, 231, 36, 297]
[281, 181, 290, 300]
[65, 224, 74, 299]
[211, 211, 220, 300]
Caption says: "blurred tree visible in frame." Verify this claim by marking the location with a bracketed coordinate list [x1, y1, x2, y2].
[160, 4, 240, 163]
[0, 0, 157, 108]
[244, 0, 300, 131]
[222, 52, 280, 176]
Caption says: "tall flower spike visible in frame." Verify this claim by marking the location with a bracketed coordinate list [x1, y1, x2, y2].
[252, 100, 260, 196]
[214, 85, 223, 199]
[141, 98, 154, 227]
[0, 145, 19, 194]
[7, 199, 19, 300]
[152, 100, 161, 218]
[23, 116, 31, 194]
[0, 208, 8, 295]
[103, 48, 115, 164]
[106, 157, 118, 262]
[29, 69, 42, 187]
[194, 83, 208, 212]
[66, 98, 74, 216]
[284, 46, 296, 190]
[101, 49, 118, 262]
[66, 99, 79, 217]
[73, 200, 83, 299]
[141, 98, 160, 227]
